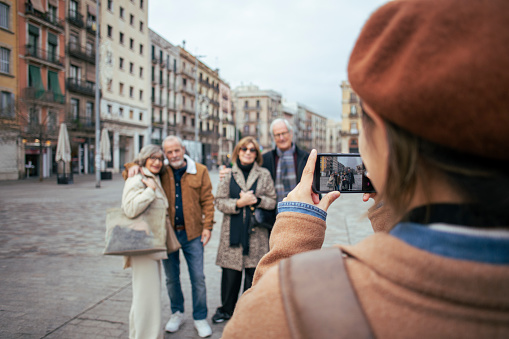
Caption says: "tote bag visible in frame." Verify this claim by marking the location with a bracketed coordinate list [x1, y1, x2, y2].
[104, 206, 167, 256]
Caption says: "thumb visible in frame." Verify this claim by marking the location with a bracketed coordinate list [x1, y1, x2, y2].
[317, 191, 340, 212]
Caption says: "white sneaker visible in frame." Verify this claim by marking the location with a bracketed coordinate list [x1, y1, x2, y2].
[194, 319, 212, 338]
[165, 311, 184, 333]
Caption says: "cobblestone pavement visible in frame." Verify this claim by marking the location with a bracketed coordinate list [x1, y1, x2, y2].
[0, 170, 374, 338]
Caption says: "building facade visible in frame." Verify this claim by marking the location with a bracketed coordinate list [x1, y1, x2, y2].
[0, 0, 21, 179]
[325, 119, 342, 153]
[233, 84, 282, 151]
[149, 28, 178, 146]
[99, 0, 151, 172]
[340, 81, 361, 153]
[17, 0, 66, 179]
[282, 100, 327, 153]
[65, 0, 97, 174]
[218, 79, 233, 166]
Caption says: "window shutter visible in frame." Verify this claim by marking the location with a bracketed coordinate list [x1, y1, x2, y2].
[48, 33, 57, 45]
[28, 24, 39, 36]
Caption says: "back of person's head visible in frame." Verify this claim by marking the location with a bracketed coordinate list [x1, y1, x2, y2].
[348, 0, 509, 223]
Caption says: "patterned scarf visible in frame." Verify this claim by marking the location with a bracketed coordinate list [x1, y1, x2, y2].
[275, 144, 297, 203]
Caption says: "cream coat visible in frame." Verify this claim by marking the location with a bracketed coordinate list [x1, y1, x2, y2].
[121, 168, 169, 268]
[215, 163, 277, 271]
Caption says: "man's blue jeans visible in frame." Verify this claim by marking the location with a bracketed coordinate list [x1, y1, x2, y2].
[162, 230, 208, 320]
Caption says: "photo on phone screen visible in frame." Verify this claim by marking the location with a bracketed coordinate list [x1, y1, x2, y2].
[312, 153, 375, 194]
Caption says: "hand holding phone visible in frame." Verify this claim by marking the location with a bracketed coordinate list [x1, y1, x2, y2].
[312, 153, 376, 194]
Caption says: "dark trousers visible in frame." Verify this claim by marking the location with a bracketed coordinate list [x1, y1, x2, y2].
[220, 267, 256, 315]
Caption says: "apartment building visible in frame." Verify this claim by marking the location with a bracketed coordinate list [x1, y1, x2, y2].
[65, 0, 97, 174]
[218, 79, 233, 166]
[149, 28, 179, 145]
[233, 84, 283, 151]
[340, 81, 361, 153]
[0, 0, 21, 179]
[282, 100, 327, 152]
[175, 47, 197, 142]
[325, 119, 342, 153]
[99, 0, 151, 172]
[17, 0, 66, 179]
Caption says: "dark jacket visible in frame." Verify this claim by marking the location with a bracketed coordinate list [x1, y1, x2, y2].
[261, 144, 309, 184]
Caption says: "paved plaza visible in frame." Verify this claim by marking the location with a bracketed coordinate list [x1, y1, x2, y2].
[0, 169, 374, 338]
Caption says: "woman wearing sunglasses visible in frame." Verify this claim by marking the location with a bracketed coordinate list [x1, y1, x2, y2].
[212, 136, 277, 324]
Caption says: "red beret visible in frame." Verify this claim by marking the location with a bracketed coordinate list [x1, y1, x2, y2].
[348, 0, 509, 160]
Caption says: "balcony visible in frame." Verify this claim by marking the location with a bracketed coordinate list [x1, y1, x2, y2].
[178, 85, 195, 96]
[243, 105, 261, 111]
[66, 78, 95, 97]
[67, 114, 95, 131]
[151, 97, 165, 107]
[25, 45, 64, 68]
[68, 43, 95, 64]
[180, 68, 195, 78]
[348, 113, 359, 119]
[25, 3, 64, 32]
[67, 10, 84, 28]
[23, 87, 65, 105]
[86, 20, 97, 35]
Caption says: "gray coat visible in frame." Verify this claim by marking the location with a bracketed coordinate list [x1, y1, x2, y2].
[215, 162, 277, 271]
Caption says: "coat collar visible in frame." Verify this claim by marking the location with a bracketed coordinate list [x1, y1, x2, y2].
[232, 162, 262, 191]
[183, 154, 197, 174]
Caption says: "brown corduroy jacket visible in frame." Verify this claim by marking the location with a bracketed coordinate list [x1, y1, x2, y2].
[222, 209, 509, 338]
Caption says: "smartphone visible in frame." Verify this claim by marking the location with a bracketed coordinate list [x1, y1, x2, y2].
[312, 153, 375, 194]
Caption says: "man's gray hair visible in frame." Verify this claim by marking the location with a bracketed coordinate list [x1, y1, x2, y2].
[270, 118, 294, 137]
[162, 135, 184, 148]
[134, 144, 164, 166]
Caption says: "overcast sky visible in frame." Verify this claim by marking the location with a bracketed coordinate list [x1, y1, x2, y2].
[148, 0, 387, 121]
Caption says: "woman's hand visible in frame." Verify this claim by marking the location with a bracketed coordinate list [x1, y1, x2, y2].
[236, 190, 258, 208]
[283, 149, 340, 212]
[141, 177, 157, 191]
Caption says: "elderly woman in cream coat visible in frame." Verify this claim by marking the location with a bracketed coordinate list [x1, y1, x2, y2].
[121, 144, 168, 339]
[212, 136, 276, 323]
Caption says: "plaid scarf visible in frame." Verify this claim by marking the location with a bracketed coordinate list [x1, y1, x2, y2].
[275, 144, 297, 203]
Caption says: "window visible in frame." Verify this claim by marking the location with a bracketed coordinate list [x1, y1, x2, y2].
[139, 21, 143, 32]
[139, 66, 143, 78]
[28, 25, 39, 56]
[256, 100, 260, 107]
[130, 14, 134, 26]
[119, 6, 124, 19]
[140, 0, 144, 9]
[139, 44, 143, 55]
[129, 86, 134, 98]
[48, 5, 57, 24]
[70, 64, 80, 79]
[129, 62, 134, 74]
[129, 110, 134, 119]
[107, 0, 113, 11]
[129, 38, 134, 50]
[151, 66, 155, 81]
[151, 87, 155, 102]
[0, 3, 9, 30]
[139, 90, 143, 101]
[47, 111, 57, 132]
[47, 33, 57, 63]
[107, 25, 112, 38]
[107, 79, 112, 91]
[119, 57, 124, 69]
[139, 112, 143, 121]
[86, 41, 94, 57]
[87, 14, 96, 31]
[0, 91, 14, 118]
[119, 32, 124, 44]
[69, 0, 78, 18]
[70, 98, 80, 120]
[0, 47, 10, 74]
[244, 100, 248, 108]
[159, 70, 163, 84]
[119, 82, 124, 95]
[119, 107, 124, 117]
[107, 104, 112, 114]
[350, 105, 357, 115]
[86, 102, 93, 120]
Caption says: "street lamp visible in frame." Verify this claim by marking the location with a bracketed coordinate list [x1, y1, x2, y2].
[94, 0, 101, 188]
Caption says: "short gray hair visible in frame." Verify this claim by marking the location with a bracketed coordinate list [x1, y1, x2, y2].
[270, 118, 294, 137]
[134, 145, 164, 167]
[162, 135, 184, 149]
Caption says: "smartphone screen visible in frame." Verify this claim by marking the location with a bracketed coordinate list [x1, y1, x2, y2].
[312, 153, 375, 194]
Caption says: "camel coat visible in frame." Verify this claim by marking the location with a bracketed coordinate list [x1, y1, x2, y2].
[222, 208, 509, 338]
[215, 163, 276, 271]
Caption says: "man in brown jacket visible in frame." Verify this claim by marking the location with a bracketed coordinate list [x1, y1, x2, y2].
[126, 136, 214, 337]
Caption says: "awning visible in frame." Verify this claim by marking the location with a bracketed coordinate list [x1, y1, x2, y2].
[48, 0, 58, 7]
[87, 4, 97, 16]
[28, 65, 45, 98]
[48, 71, 64, 103]
[31, 0, 45, 13]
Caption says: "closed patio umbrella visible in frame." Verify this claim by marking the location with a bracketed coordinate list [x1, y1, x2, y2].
[55, 123, 72, 184]
[100, 129, 112, 179]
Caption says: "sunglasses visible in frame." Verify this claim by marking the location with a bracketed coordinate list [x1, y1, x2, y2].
[240, 147, 257, 153]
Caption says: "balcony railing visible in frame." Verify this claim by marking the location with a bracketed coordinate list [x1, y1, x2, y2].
[68, 43, 95, 64]
[25, 45, 64, 67]
[25, 4, 64, 31]
[66, 78, 95, 97]
[23, 87, 65, 104]
[243, 105, 261, 111]
[67, 115, 95, 130]
[67, 10, 84, 28]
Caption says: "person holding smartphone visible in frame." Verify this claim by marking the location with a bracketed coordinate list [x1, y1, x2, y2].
[221, 0, 509, 337]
